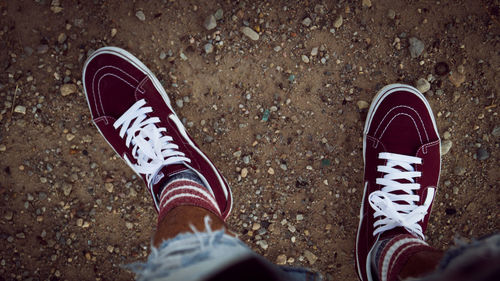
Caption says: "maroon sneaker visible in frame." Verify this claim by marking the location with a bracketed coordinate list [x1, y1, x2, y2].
[82, 47, 232, 220]
[355, 84, 441, 281]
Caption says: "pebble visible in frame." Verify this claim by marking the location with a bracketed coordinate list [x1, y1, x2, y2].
[492, 126, 500, 137]
[107, 245, 114, 253]
[14, 105, 27, 114]
[175, 99, 184, 108]
[475, 148, 489, 161]
[443, 131, 451, 140]
[240, 26, 259, 41]
[57, 33, 67, 44]
[62, 184, 72, 196]
[37, 44, 49, 54]
[66, 133, 75, 141]
[111, 28, 117, 37]
[256, 240, 268, 250]
[16, 233, 26, 239]
[301, 55, 310, 63]
[449, 71, 465, 87]
[4, 211, 13, 220]
[333, 15, 343, 28]
[274, 46, 282, 52]
[267, 167, 275, 175]
[204, 43, 214, 54]
[60, 84, 77, 96]
[241, 168, 248, 178]
[252, 222, 261, 230]
[243, 155, 250, 164]
[105, 183, 114, 193]
[304, 250, 318, 265]
[416, 78, 431, 93]
[125, 222, 134, 229]
[362, 0, 372, 8]
[214, 8, 224, 20]
[0, 144, 6, 152]
[454, 166, 466, 176]
[440, 140, 452, 155]
[135, 10, 146, 21]
[387, 9, 396, 20]
[159, 52, 167, 60]
[204, 14, 217, 30]
[409, 37, 425, 58]
[311, 47, 318, 56]
[356, 100, 369, 110]
[296, 214, 304, 221]
[302, 17, 312, 27]
[276, 254, 287, 265]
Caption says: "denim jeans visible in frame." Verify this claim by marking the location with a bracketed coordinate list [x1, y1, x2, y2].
[127, 216, 322, 281]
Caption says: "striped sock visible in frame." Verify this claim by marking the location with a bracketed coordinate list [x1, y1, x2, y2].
[157, 170, 222, 224]
[374, 234, 434, 281]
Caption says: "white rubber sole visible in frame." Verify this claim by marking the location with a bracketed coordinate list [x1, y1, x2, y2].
[356, 83, 440, 281]
[82, 47, 232, 217]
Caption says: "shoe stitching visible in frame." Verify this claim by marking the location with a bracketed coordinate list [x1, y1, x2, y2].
[373, 105, 430, 143]
[416, 140, 440, 156]
[379, 113, 423, 145]
[92, 65, 139, 116]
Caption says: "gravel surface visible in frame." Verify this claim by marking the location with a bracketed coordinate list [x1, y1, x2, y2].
[0, 1, 499, 280]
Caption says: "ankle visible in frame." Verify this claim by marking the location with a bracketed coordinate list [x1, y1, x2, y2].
[153, 206, 226, 247]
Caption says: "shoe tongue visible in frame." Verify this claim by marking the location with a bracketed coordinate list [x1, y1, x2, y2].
[151, 164, 190, 195]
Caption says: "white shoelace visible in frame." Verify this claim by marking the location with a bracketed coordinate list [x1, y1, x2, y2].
[113, 99, 190, 186]
[369, 152, 435, 240]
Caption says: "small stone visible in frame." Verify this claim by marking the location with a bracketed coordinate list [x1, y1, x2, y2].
[302, 17, 312, 27]
[296, 214, 304, 221]
[240, 26, 259, 41]
[111, 28, 117, 37]
[76, 218, 83, 227]
[0, 144, 6, 152]
[60, 84, 77, 96]
[159, 52, 167, 60]
[125, 222, 134, 230]
[454, 166, 466, 176]
[357, 100, 369, 110]
[243, 155, 251, 164]
[362, 0, 372, 8]
[387, 9, 396, 20]
[204, 43, 214, 54]
[476, 148, 489, 161]
[257, 240, 268, 250]
[409, 37, 425, 58]
[311, 47, 318, 56]
[14, 105, 26, 114]
[301, 55, 310, 63]
[333, 15, 343, 28]
[449, 71, 466, 87]
[267, 167, 275, 175]
[37, 44, 49, 54]
[105, 182, 114, 193]
[214, 8, 224, 20]
[135, 10, 146, 21]
[57, 33, 67, 44]
[304, 250, 318, 265]
[443, 131, 451, 140]
[62, 184, 72, 196]
[204, 14, 217, 30]
[175, 99, 184, 108]
[241, 168, 248, 178]
[4, 211, 13, 221]
[276, 254, 287, 265]
[416, 78, 431, 93]
[16, 233, 26, 239]
[492, 126, 500, 137]
[107, 245, 114, 253]
[180, 52, 188, 61]
[252, 223, 261, 231]
[66, 133, 75, 141]
[274, 46, 282, 52]
[440, 140, 453, 156]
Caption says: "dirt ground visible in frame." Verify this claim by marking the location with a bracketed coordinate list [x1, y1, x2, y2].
[0, 0, 499, 280]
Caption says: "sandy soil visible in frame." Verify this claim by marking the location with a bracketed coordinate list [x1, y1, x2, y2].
[0, 0, 499, 280]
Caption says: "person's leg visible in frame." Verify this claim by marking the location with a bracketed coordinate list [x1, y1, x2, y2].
[153, 205, 227, 247]
[355, 84, 442, 281]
